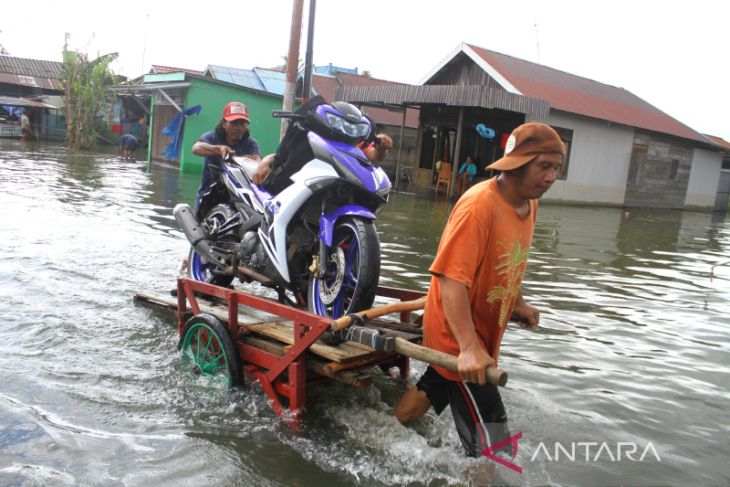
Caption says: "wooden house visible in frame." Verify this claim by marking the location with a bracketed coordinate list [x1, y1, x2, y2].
[338, 42, 727, 211]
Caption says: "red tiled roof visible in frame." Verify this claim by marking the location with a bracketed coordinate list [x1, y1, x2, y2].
[151, 65, 204, 76]
[466, 44, 706, 143]
[312, 73, 419, 128]
[704, 134, 730, 151]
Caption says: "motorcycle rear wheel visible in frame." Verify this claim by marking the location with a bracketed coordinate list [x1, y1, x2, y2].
[308, 217, 380, 319]
[187, 203, 236, 287]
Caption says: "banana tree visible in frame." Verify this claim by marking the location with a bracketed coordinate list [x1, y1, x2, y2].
[60, 34, 119, 150]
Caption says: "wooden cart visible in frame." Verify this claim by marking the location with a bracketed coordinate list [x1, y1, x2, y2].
[134, 278, 506, 427]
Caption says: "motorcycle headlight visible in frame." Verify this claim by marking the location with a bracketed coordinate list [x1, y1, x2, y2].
[325, 113, 370, 139]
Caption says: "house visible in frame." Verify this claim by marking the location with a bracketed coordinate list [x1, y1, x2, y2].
[112, 71, 284, 172]
[0, 55, 63, 139]
[338, 42, 726, 211]
[704, 135, 730, 212]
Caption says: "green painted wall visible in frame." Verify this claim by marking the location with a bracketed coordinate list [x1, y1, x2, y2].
[179, 77, 283, 173]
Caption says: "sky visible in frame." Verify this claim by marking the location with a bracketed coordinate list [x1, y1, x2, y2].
[3, 0, 728, 140]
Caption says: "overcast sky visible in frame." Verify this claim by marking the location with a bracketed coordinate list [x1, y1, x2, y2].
[3, 0, 728, 140]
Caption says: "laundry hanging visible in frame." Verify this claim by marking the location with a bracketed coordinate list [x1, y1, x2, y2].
[161, 105, 202, 159]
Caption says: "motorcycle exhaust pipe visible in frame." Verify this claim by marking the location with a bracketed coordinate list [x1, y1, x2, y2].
[173, 204, 232, 273]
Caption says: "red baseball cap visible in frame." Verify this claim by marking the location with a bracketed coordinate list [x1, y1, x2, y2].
[222, 101, 250, 122]
[487, 123, 564, 171]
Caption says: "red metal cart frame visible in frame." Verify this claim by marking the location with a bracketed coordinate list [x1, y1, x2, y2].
[176, 277, 425, 422]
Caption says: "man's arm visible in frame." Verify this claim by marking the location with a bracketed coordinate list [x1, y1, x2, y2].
[511, 289, 540, 329]
[438, 274, 497, 385]
[192, 141, 234, 160]
[252, 155, 274, 184]
[364, 134, 393, 163]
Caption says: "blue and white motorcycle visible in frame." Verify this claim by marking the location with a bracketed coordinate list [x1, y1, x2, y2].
[174, 96, 391, 319]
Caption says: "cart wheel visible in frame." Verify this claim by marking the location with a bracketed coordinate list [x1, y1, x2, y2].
[178, 313, 242, 387]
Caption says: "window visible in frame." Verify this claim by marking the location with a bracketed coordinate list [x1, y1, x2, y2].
[668, 159, 679, 180]
[551, 125, 573, 180]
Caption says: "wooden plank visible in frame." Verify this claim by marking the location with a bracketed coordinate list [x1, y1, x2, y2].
[244, 322, 375, 363]
[134, 291, 404, 363]
[241, 336, 371, 388]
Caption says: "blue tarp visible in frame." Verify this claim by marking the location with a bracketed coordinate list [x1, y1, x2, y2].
[161, 105, 202, 159]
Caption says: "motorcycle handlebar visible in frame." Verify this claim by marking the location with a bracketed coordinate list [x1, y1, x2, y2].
[271, 111, 305, 120]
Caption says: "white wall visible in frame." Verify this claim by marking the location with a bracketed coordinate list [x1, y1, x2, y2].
[531, 110, 635, 206]
[685, 148, 723, 209]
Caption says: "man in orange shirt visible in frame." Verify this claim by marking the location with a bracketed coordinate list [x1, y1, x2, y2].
[394, 122, 565, 458]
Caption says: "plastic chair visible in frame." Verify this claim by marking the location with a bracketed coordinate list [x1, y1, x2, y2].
[435, 162, 452, 195]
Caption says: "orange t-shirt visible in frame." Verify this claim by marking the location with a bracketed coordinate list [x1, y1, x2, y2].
[423, 178, 537, 381]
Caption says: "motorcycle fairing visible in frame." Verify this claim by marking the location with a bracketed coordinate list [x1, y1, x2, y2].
[319, 205, 376, 247]
[257, 158, 339, 283]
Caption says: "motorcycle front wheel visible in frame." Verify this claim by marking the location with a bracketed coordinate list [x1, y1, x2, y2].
[187, 203, 236, 287]
[308, 217, 380, 319]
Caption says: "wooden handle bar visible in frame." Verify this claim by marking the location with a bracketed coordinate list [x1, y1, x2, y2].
[394, 337, 508, 387]
[330, 296, 426, 331]
[329, 297, 507, 386]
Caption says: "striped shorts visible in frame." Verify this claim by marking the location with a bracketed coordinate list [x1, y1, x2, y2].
[416, 366, 512, 458]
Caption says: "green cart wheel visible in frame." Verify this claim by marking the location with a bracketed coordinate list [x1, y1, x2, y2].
[178, 313, 242, 387]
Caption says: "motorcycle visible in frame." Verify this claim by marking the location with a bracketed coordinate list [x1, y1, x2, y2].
[173, 96, 391, 319]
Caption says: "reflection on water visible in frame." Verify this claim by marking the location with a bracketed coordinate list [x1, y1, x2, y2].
[0, 139, 729, 486]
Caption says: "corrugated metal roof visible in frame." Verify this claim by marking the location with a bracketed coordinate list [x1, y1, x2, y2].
[0, 55, 63, 90]
[464, 44, 707, 143]
[0, 95, 57, 109]
[0, 72, 61, 90]
[151, 65, 204, 76]
[336, 84, 548, 121]
[311, 74, 340, 102]
[314, 73, 420, 128]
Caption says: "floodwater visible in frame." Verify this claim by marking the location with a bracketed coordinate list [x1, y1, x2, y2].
[1, 139, 729, 487]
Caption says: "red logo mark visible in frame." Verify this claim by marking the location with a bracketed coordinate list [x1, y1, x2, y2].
[482, 432, 523, 473]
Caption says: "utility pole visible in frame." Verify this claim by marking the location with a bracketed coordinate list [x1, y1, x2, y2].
[282, 0, 304, 139]
[301, 0, 316, 101]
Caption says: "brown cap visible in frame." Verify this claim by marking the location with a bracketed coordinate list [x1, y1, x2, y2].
[487, 123, 565, 171]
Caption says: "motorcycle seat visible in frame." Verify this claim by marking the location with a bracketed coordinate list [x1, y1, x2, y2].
[231, 156, 260, 181]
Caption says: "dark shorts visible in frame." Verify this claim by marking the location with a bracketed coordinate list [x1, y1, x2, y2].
[416, 366, 512, 458]
[121, 135, 139, 150]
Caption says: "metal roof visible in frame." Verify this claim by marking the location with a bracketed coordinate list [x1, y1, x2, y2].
[150, 65, 204, 76]
[253, 68, 286, 96]
[109, 82, 192, 94]
[458, 43, 707, 143]
[316, 74, 421, 128]
[336, 83, 547, 122]
[0, 55, 63, 90]
[0, 95, 57, 109]
[206, 65, 265, 92]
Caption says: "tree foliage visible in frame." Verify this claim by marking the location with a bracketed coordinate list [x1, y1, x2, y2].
[60, 34, 119, 150]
